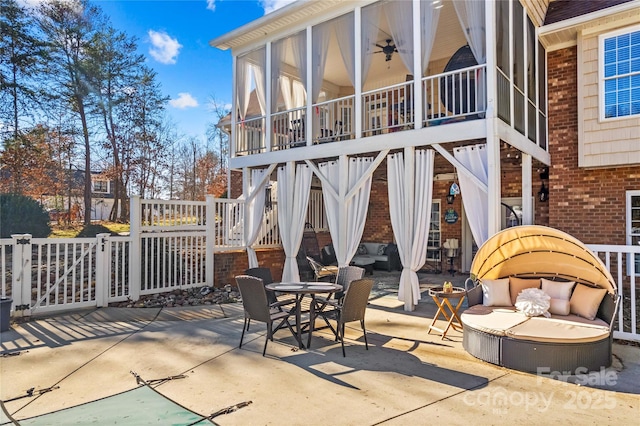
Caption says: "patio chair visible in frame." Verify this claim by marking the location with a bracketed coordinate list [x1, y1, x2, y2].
[235, 275, 297, 356]
[244, 267, 295, 310]
[318, 278, 375, 357]
[333, 265, 365, 301]
[306, 256, 339, 282]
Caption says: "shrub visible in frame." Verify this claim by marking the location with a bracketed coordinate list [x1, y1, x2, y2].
[76, 223, 118, 237]
[0, 194, 51, 238]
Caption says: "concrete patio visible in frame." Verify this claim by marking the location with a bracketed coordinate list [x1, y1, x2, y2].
[1, 271, 639, 425]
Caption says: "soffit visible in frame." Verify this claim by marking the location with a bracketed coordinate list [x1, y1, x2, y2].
[210, 0, 365, 51]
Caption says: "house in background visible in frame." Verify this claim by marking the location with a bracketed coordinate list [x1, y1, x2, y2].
[42, 170, 118, 222]
[211, 0, 640, 309]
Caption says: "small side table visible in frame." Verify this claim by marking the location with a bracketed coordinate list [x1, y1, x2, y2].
[427, 286, 466, 340]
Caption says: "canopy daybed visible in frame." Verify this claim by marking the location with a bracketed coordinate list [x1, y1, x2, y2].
[462, 225, 620, 374]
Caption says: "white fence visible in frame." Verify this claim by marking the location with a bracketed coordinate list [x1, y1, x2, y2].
[1, 194, 282, 317]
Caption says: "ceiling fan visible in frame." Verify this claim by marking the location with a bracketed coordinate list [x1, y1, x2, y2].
[374, 39, 397, 62]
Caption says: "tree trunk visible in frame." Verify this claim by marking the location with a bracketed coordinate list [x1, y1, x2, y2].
[76, 95, 92, 226]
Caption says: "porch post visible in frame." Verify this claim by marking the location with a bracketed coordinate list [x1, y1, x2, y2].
[337, 155, 349, 267]
[354, 7, 362, 139]
[412, 0, 422, 130]
[521, 153, 533, 225]
[305, 25, 313, 146]
[96, 233, 111, 307]
[206, 195, 215, 287]
[231, 55, 237, 158]
[11, 234, 32, 317]
[129, 195, 141, 301]
[242, 167, 250, 250]
[485, 0, 501, 237]
[265, 41, 272, 152]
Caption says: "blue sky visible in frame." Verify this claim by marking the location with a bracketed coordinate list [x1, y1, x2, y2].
[96, 0, 295, 143]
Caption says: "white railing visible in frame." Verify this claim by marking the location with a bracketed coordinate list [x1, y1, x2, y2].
[235, 116, 265, 155]
[588, 244, 640, 342]
[140, 199, 207, 232]
[362, 81, 413, 136]
[307, 189, 329, 231]
[140, 231, 206, 294]
[271, 106, 306, 149]
[421, 64, 486, 125]
[312, 95, 355, 143]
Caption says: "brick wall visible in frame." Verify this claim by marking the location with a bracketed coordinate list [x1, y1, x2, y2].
[547, 46, 640, 244]
[214, 248, 286, 287]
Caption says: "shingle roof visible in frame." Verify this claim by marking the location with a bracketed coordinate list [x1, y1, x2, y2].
[544, 0, 635, 25]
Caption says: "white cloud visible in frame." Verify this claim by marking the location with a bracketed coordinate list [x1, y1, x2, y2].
[170, 93, 199, 109]
[206, 0, 216, 12]
[148, 30, 182, 64]
[260, 0, 296, 15]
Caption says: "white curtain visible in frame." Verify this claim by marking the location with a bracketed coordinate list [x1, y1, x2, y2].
[319, 157, 373, 267]
[388, 149, 434, 311]
[277, 163, 312, 282]
[291, 30, 307, 101]
[271, 39, 286, 112]
[293, 80, 306, 108]
[361, 2, 381, 87]
[312, 21, 332, 103]
[245, 48, 266, 115]
[453, 143, 488, 247]
[335, 12, 355, 87]
[281, 76, 293, 110]
[236, 54, 251, 121]
[453, 0, 486, 110]
[245, 168, 269, 268]
[421, 0, 441, 73]
[384, 1, 413, 74]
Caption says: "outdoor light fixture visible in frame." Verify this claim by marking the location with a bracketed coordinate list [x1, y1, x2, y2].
[447, 182, 460, 204]
[538, 182, 549, 202]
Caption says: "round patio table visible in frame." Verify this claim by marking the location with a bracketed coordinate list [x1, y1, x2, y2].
[265, 282, 342, 349]
[427, 286, 466, 340]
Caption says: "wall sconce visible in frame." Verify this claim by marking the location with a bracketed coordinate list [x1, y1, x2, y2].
[447, 182, 460, 204]
[538, 182, 549, 202]
[264, 185, 273, 211]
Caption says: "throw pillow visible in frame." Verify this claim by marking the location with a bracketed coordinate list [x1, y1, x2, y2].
[541, 278, 575, 300]
[481, 278, 511, 307]
[549, 298, 570, 316]
[509, 277, 541, 306]
[570, 283, 607, 320]
[357, 244, 367, 255]
[377, 244, 387, 256]
[515, 288, 551, 317]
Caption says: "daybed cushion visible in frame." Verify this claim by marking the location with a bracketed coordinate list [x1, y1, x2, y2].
[570, 284, 608, 320]
[461, 305, 529, 336]
[541, 278, 576, 315]
[504, 315, 610, 344]
[549, 298, 570, 316]
[541, 278, 575, 299]
[509, 277, 540, 306]
[481, 278, 511, 307]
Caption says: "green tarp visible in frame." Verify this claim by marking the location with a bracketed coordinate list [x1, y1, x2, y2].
[2, 385, 213, 425]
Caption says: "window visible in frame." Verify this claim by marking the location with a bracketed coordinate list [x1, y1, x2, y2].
[600, 26, 640, 120]
[93, 180, 109, 193]
[426, 200, 441, 265]
[626, 191, 640, 275]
